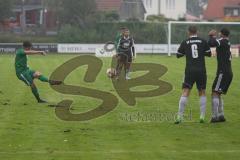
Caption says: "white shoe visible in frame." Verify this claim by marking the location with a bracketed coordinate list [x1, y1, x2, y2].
[125, 76, 131, 80]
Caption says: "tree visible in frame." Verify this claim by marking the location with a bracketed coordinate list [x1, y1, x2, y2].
[43, 0, 62, 13]
[58, 0, 97, 28]
[43, 0, 97, 28]
[187, 0, 208, 17]
[104, 11, 120, 22]
[146, 15, 169, 22]
[0, 0, 13, 21]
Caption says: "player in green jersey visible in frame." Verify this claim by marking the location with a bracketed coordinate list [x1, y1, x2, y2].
[15, 41, 62, 103]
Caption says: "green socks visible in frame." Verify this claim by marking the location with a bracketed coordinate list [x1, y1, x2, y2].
[38, 75, 49, 82]
[31, 86, 41, 101]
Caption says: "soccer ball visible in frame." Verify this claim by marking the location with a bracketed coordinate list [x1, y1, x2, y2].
[106, 68, 117, 78]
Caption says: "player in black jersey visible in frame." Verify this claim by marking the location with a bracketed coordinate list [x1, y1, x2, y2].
[208, 28, 233, 123]
[116, 28, 135, 80]
[175, 26, 211, 124]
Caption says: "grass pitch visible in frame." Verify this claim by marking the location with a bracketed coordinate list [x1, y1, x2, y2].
[0, 54, 239, 160]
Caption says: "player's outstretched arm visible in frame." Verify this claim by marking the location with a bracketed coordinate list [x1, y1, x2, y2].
[204, 41, 212, 57]
[176, 53, 184, 58]
[205, 50, 212, 57]
[131, 46, 136, 58]
[176, 41, 185, 58]
[24, 50, 46, 56]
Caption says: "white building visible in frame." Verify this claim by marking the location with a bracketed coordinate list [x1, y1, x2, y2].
[142, 0, 187, 20]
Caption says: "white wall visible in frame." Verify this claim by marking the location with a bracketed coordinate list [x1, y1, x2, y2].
[142, 0, 160, 16]
[143, 0, 186, 20]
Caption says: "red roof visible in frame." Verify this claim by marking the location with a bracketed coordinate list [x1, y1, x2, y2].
[203, 0, 240, 20]
[95, 0, 122, 11]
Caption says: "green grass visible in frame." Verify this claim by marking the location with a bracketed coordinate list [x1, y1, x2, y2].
[0, 54, 240, 160]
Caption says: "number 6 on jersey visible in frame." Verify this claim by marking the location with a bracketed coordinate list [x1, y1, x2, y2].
[191, 44, 198, 58]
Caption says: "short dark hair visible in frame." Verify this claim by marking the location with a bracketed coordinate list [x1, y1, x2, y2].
[23, 41, 32, 48]
[188, 26, 197, 34]
[220, 28, 230, 37]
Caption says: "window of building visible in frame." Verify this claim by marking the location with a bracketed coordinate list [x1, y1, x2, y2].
[224, 7, 240, 17]
[224, 8, 232, 16]
[233, 9, 239, 16]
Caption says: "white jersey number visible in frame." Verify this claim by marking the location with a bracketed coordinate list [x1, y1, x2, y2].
[191, 44, 198, 58]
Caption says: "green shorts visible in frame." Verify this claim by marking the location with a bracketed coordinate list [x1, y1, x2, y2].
[17, 69, 35, 86]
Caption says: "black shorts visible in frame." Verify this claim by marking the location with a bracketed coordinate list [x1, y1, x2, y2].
[212, 71, 233, 94]
[117, 52, 132, 63]
[182, 70, 207, 91]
